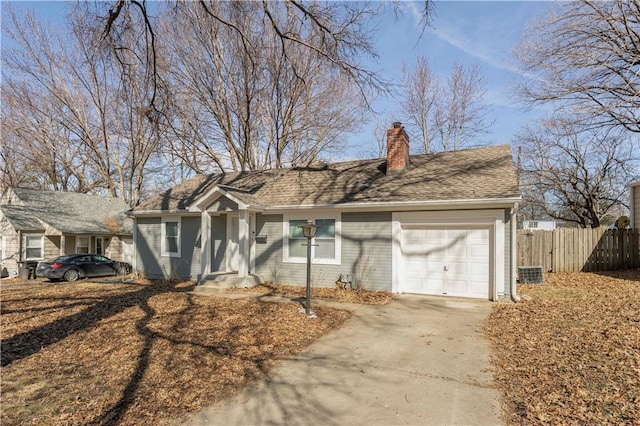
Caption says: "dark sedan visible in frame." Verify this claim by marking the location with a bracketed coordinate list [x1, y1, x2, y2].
[36, 254, 131, 282]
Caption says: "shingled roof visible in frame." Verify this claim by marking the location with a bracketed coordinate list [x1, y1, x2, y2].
[1, 188, 132, 234]
[135, 144, 520, 212]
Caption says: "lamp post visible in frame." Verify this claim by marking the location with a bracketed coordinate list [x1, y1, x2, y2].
[300, 220, 317, 316]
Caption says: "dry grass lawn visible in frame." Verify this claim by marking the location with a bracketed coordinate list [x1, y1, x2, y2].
[0, 279, 385, 425]
[487, 270, 640, 425]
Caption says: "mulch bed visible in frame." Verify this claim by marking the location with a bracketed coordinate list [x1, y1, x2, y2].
[226, 282, 395, 305]
[0, 279, 363, 425]
[486, 270, 640, 425]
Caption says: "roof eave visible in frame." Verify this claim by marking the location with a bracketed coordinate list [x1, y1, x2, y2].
[266, 197, 522, 212]
[128, 197, 521, 216]
[128, 209, 201, 217]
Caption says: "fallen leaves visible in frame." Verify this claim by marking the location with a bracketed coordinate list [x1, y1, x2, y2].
[0, 279, 353, 425]
[226, 282, 395, 305]
[486, 270, 640, 425]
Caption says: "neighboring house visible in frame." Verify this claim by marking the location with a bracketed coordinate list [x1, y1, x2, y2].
[130, 122, 521, 300]
[0, 188, 133, 277]
[522, 220, 557, 231]
[631, 181, 640, 229]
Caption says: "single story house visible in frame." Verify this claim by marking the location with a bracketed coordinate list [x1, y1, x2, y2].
[631, 181, 640, 229]
[130, 123, 521, 301]
[0, 187, 133, 277]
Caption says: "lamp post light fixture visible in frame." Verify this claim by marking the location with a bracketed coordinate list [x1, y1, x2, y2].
[300, 220, 317, 316]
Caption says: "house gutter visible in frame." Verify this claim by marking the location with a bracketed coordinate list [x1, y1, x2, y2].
[127, 198, 522, 217]
[510, 203, 520, 302]
[267, 197, 523, 212]
[127, 210, 201, 217]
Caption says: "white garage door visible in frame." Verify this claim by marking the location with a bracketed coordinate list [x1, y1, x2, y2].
[399, 226, 490, 299]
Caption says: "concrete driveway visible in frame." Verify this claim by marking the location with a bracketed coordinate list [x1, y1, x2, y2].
[181, 295, 503, 425]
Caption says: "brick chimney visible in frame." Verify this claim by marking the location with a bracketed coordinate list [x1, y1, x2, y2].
[386, 122, 409, 175]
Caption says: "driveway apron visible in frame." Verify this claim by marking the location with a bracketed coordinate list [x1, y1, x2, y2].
[181, 294, 503, 425]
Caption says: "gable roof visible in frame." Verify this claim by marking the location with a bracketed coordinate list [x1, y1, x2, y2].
[1, 188, 132, 234]
[135, 144, 520, 212]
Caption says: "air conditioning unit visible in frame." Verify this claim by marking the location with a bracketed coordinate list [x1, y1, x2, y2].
[518, 266, 544, 284]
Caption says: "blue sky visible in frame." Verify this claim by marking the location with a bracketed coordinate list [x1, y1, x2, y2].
[349, 1, 554, 158]
[2, 1, 555, 160]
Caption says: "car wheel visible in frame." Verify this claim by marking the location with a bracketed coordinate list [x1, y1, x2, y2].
[63, 269, 79, 282]
[116, 265, 128, 276]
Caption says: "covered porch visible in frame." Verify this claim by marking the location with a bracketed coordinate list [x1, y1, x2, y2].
[189, 185, 266, 292]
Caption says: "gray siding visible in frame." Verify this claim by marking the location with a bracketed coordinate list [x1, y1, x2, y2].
[207, 198, 238, 212]
[44, 236, 61, 260]
[211, 215, 227, 271]
[135, 216, 201, 280]
[341, 212, 393, 291]
[254, 212, 392, 291]
[254, 214, 283, 281]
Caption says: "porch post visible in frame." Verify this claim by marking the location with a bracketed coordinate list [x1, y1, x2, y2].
[200, 210, 211, 282]
[60, 235, 66, 256]
[238, 209, 249, 278]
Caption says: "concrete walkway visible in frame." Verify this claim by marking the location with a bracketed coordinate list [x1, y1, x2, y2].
[180, 295, 504, 425]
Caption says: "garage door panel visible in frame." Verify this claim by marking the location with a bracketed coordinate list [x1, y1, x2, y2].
[469, 261, 489, 276]
[425, 229, 445, 240]
[469, 280, 489, 297]
[402, 229, 425, 246]
[399, 226, 490, 299]
[446, 260, 467, 274]
[448, 242, 467, 258]
[467, 228, 489, 242]
[445, 279, 468, 297]
[424, 275, 445, 294]
[468, 244, 489, 259]
[424, 260, 444, 273]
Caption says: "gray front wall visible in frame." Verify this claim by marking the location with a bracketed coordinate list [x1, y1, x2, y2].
[135, 208, 512, 295]
[136, 216, 201, 279]
[253, 212, 392, 291]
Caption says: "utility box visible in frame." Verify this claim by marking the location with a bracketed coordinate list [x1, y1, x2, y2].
[518, 266, 544, 284]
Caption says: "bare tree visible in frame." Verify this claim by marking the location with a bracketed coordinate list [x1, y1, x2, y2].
[433, 63, 493, 151]
[400, 55, 440, 153]
[160, 2, 364, 173]
[516, 0, 640, 134]
[2, 6, 166, 205]
[399, 59, 492, 153]
[516, 117, 638, 228]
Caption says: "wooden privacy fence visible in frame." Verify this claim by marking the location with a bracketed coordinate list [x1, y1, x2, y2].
[517, 228, 640, 273]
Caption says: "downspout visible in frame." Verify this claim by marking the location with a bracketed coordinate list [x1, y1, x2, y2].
[132, 215, 138, 275]
[510, 203, 520, 302]
[18, 230, 23, 264]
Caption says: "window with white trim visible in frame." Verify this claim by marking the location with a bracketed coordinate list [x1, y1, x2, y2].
[76, 236, 90, 254]
[25, 235, 43, 260]
[161, 217, 181, 257]
[283, 215, 341, 264]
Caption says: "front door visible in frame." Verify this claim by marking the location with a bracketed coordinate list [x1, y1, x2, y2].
[226, 214, 242, 272]
[95, 237, 104, 256]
